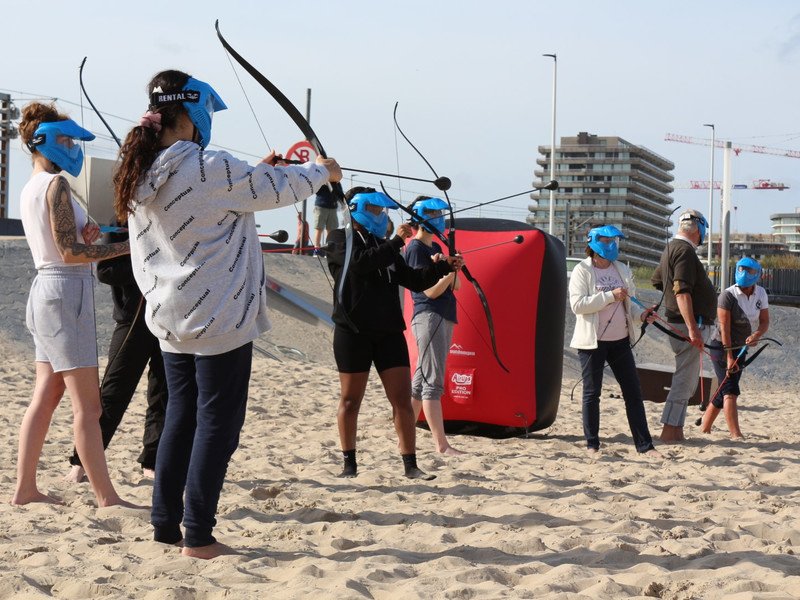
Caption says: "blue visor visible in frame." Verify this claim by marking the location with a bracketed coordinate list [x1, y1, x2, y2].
[587, 224, 626, 241]
[32, 119, 95, 142]
[349, 191, 397, 209]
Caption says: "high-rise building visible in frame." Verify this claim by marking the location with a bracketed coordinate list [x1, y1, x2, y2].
[529, 132, 675, 267]
[1, 93, 20, 220]
[770, 208, 800, 254]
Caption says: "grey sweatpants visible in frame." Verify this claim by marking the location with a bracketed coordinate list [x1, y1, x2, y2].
[410, 311, 454, 402]
[661, 322, 712, 426]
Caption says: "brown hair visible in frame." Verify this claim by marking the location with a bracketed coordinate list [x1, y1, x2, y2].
[113, 69, 191, 220]
[18, 102, 69, 157]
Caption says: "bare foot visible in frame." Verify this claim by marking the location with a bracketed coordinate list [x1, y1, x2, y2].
[643, 448, 663, 458]
[440, 446, 466, 456]
[659, 425, 686, 444]
[64, 465, 88, 483]
[586, 447, 601, 458]
[181, 542, 238, 560]
[730, 434, 745, 441]
[142, 468, 156, 478]
[10, 490, 64, 506]
[98, 496, 149, 509]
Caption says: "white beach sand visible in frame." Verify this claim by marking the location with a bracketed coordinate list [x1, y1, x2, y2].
[0, 239, 798, 599]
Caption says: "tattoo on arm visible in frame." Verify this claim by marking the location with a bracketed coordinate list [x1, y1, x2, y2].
[47, 177, 129, 262]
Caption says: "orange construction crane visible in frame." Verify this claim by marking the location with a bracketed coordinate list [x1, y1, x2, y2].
[664, 133, 800, 159]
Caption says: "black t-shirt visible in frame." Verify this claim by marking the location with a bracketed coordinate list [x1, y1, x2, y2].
[404, 239, 457, 323]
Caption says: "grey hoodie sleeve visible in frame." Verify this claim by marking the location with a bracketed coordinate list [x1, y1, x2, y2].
[204, 150, 330, 213]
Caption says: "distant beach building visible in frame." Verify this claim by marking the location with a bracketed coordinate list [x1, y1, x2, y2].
[529, 131, 675, 267]
[700, 233, 789, 261]
[770, 208, 800, 254]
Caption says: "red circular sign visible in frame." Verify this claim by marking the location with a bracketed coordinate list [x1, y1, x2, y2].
[285, 140, 317, 164]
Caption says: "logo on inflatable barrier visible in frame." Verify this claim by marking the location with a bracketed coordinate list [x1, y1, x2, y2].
[451, 372, 473, 385]
[447, 368, 475, 404]
[449, 343, 475, 357]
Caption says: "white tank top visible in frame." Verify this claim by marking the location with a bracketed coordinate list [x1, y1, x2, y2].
[20, 171, 88, 269]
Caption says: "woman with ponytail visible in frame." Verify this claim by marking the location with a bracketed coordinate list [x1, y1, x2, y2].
[12, 102, 138, 508]
[116, 70, 341, 559]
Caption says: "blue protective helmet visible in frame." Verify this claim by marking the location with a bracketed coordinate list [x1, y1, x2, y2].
[150, 77, 227, 149]
[349, 191, 397, 237]
[587, 224, 625, 262]
[735, 256, 761, 288]
[412, 197, 448, 234]
[678, 209, 708, 245]
[26, 119, 95, 177]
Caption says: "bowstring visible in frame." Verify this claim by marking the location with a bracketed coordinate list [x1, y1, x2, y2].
[219, 46, 334, 291]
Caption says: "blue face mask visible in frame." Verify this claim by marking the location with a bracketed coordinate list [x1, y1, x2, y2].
[735, 257, 761, 288]
[697, 220, 707, 245]
[591, 240, 619, 261]
[587, 225, 625, 261]
[27, 119, 95, 177]
[350, 191, 397, 237]
[150, 77, 227, 149]
[413, 197, 449, 234]
[352, 209, 389, 237]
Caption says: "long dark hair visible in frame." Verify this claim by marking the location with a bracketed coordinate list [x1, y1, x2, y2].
[113, 70, 190, 220]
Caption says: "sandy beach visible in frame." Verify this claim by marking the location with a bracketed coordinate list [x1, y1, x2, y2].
[1, 238, 799, 599]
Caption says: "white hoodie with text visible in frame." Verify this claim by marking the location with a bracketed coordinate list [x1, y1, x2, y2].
[128, 140, 329, 355]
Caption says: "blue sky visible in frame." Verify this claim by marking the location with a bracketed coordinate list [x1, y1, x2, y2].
[3, 1, 800, 238]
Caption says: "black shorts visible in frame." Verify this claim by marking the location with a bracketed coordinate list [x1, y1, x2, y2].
[333, 327, 410, 373]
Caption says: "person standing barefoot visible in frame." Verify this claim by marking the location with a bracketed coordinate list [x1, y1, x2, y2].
[13, 102, 140, 508]
[404, 196, 465, 456]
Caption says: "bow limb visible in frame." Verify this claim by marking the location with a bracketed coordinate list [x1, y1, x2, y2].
[79, 57, 122, 148]
[380, 182, 510, 373]
[214, 21, 354, 324]
[391, 104, 508, 372]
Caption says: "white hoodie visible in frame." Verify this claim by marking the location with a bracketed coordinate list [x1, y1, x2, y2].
[128, 141, 329, 355]
[568, 256, 645, 350]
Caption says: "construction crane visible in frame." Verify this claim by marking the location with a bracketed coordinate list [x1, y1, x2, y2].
[674, 179, 789, 190]
[664, 133, 800, 159]
[666, 132, 797, 289]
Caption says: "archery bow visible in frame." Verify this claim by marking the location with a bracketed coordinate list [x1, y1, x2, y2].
[214, 20, 354, 323]
[391, 103, 508, 372]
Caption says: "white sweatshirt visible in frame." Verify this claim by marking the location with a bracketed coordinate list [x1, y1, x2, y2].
[569, 257, 644, 350]
[128, 140, 329, 355]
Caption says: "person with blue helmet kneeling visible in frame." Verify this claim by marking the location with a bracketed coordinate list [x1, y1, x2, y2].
[569, 225, 660, 457]
[700, 257, 770, 439]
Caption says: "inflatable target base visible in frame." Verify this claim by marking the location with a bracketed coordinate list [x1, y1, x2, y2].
[404, 218, 566, 439]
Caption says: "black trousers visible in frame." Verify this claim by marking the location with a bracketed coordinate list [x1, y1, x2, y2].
[69, 314, 168, 469]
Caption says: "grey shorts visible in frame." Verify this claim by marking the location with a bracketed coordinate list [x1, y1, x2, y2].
[313, 206, 339, 231]
[26, 267, 98, 373]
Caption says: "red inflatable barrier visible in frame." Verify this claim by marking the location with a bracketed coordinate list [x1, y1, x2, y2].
[404, 218, 566, 438]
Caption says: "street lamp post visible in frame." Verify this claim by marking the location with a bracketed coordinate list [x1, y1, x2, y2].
[703, 123, 715, 268]
[543, 53, 557, 236]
